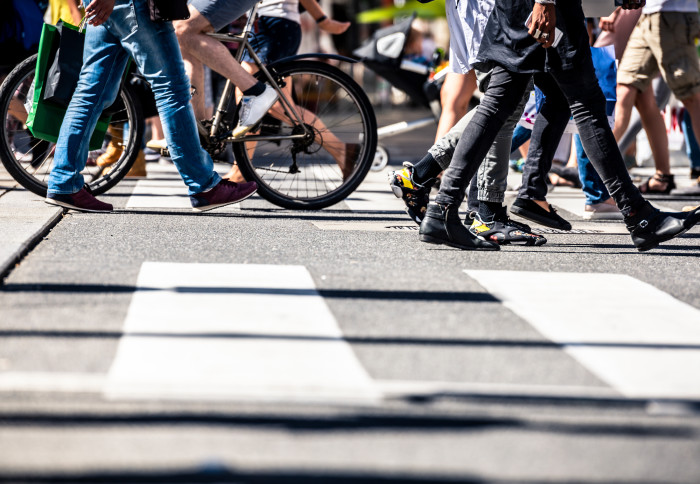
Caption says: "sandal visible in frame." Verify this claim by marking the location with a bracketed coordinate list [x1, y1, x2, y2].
[548, 165, 582, 188]
[638, 173, 676, 194]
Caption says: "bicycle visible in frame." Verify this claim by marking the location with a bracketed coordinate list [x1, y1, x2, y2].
[0, 56, 143, 197]
[0, 6, 377, 210]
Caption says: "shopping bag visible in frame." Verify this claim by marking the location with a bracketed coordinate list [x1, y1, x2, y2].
[26, 21, 110, 151]
[43, 21, 85, 106]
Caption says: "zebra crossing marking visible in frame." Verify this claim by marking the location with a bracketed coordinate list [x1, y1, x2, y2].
[466, 270, 700, 399]
[103, 262, 380, 403]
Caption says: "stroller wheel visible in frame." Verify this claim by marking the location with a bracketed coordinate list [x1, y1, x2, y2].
[371, 145, 390, 172]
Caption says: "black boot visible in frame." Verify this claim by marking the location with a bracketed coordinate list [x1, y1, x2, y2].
[625, 203, 700, 252]
[419, 203, 500, 251]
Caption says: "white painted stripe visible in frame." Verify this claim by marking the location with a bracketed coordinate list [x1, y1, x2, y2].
[465, 270, 700, 399]
[0, 372, 624, 400]
[104, 262, 380, 403]
[344, 169, 409, 212]
[0, 372, 105, 393]
[125, 164, 241, 210]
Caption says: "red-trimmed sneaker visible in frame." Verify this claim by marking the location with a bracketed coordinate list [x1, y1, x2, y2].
[45, 186, 113, 213]
[190, 179, 258, 212]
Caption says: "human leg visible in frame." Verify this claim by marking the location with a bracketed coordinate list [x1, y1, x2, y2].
[509, 74, 573, 230]
[681, 109, 700, 178]
[634, 84, 674, 193]
[434, 71, 476, 141]
[174, 2, 277, 136]
[47, 20, 130, 196]
[553, 64, 645, 217]
[617, 77, 671, 154]
[113, 1, 220, 195]
[419, 67, 531, 251]
[435, 67, 531, 207]
[575, 135, 622, 220]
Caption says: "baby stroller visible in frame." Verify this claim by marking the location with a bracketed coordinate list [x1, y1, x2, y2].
[353, 13, 447, 171]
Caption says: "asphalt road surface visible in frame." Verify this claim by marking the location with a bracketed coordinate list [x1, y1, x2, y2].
[1, 108, 699, 484]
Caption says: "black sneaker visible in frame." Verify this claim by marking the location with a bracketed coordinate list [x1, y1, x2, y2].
[419, 203, 500, 251]
[510, 197, 572, 231]
[389, 162, 431, 224]
[469, 212, 547, 246]
[626, 204, 700, 252]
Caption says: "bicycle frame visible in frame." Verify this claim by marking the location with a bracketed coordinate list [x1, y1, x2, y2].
[204, 4, 307, 143]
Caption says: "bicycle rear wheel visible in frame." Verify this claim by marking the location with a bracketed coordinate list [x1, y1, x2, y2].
[0, 54, 143, 197]
[233, 60, 377, 210]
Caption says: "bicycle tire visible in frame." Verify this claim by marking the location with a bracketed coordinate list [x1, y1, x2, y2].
[232, 60, 377, 210]
[0, 54, 144, 197]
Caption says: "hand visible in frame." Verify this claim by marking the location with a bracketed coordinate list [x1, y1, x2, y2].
[84, 0, 115, 26]
[529, 3, 556, 49]
[599, 8, 621, 32]
[620, 0, 645, 10]
[318, 18, 351, 35]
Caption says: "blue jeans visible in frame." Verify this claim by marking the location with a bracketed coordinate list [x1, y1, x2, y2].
[682, 110, 700, 170]
[48, 0, 220, 196]
[575, 134, 610, 205]
[510, 124, 532, 154]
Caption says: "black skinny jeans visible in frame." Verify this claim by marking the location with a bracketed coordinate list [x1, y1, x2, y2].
[518, 73, 570, 202]
[436, 60, 645, 218]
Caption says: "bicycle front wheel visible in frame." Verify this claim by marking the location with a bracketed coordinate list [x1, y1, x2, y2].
[233, 60, 377, 210]
[0, 54, 143, 197]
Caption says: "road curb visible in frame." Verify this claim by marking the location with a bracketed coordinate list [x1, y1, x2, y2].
[0, 193, 64, 285]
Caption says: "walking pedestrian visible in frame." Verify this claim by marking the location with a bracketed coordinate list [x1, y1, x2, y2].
[46, 0, 258, 213]
[419, 0, 700, 252]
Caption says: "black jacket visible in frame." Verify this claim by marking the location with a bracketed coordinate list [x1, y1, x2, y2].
[475, 0, 592, 73]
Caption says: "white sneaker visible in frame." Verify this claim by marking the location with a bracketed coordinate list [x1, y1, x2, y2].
[583, 201, 623, 220]
[146, 139, 167, 151]
[233, 85, 278, 138]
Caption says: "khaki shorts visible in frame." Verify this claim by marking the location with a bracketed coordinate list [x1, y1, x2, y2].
[618, 11, 700, 100]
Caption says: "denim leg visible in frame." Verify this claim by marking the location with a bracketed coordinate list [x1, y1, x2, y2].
[682, 110, 700, 170]
[510, 124, 532, 153]
[575, 134, 610, 205]
[477, 88, 531, 203]
[429, 107, 474, 171]
[48, 25, 129, 195]
[518, 73, 571, 201]
[552, 62, 645, 216]
[436, 67, 531, 207]
[108, 0, 219, 195]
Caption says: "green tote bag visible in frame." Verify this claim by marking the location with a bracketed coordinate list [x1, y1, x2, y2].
[26, 20, 111, 151]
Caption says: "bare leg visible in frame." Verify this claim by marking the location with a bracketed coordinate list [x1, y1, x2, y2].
[434, 71, 476, 141]
[636, 85, 671, 190]
[174, 6, 257, 119]
[613, 83, 639, 140]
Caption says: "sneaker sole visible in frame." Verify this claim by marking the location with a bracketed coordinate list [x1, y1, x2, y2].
[45, 198, 113, 213]
[192, 188, 257, 213]
[510, 206, 572, 231]
[419, 234, 500, 251]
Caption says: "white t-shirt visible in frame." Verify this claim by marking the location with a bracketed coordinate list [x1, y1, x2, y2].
[257, 0, 301, 23]
[643, 0, 699, 14]
[445, 0, 495, 74]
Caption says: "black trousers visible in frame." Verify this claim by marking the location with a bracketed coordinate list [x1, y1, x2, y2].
[436, 57, 645, 218]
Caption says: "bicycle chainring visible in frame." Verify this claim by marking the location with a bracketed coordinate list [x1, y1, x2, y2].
[199, 119, 229, 161]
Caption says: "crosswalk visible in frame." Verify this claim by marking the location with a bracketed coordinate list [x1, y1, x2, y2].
[1, 162, 699, 406]
[2, 261, 699, 403]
